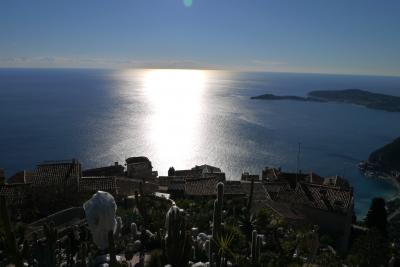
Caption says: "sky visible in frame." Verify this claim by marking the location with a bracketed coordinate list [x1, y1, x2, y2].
[0, 0, 400, 76]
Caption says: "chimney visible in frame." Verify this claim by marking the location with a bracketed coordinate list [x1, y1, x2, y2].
[0, 169, 5, 184]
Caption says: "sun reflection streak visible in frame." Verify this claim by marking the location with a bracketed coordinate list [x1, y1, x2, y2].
[142, 69, 208, 166]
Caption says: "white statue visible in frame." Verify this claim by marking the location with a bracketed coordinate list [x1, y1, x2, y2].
[83, 191, 117, 250]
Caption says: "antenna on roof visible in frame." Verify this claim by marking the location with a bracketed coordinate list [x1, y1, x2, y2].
[342, 164, 346, 180]
[296, 142, 301, 182]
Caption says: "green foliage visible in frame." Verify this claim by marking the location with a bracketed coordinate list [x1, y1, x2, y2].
[213, 231, 236, 261]
[314, 250, 342, 267]
[255, 208, 271, 233]
[319, 235, 334, 247]
[222, 224, 247, 254]
[175, 199, 213, 232]
[0, 196, 24, 267]
[145, 249, 163, 267]
[238, 209, 256, 240]
[365, 197, 388, 236]
[347, 228, 390, 267]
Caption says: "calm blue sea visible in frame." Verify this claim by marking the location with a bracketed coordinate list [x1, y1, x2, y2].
[1, 68, 400, 218]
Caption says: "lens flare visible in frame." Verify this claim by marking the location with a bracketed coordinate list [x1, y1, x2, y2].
[183, 0, 193, 7]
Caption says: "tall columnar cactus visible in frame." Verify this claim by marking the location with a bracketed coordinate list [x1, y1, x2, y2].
[108, 230, 119, 267]
[251, 230, 262, 265]
[210, 182, 224, 267]
[131, 222, 138, 240]
[0, 196, 24, 267]
[135, 190, 148, 226]
[247, 175, 255, 212]
[256, 235, 262, 263]
[43, 222, 58, 266]
[76, 243, 88, 267]
[251, 230, 257, 264]
[163, 205, 192, 267]
[115, 216, 123, 239]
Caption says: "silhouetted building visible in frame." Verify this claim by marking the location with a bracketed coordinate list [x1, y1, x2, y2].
[82, 162, 124, 177]
[192, 164, 221, 173]
[25, 159, 81, 191]
[241, 172, 260, 181]
[167, 167, 203, 178]
[168, 164, 225, 180]
[126, 156, 153, 180]
[116, 177, 158, 196]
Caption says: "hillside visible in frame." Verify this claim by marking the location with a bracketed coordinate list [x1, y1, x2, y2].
[369, 137, 400, 172]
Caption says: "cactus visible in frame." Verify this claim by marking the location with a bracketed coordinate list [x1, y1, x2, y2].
[115, 216, 123, 239]
[256, 235, 262, 263]
[247, 175, 255, 212]
[204, 239, 210, 260]
[163, 205, 192, 267]
[76, 243, 88, 267]
[41, 222, 58, 266]
[210, 182, 224, 267]
[251, 230, 257, 265]
[131, 222, 138, 240]
[135, 190, 149, 226]
[251, 230, 263, 265]
[108, 230, 119, 267]
[0, 196, 24, 267]
[250, 230, 263, 265]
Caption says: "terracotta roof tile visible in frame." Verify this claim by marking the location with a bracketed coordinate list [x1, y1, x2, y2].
[185, 177, 220, 196]
[26, 160, 81, 187]
[293, 182, 353, 213]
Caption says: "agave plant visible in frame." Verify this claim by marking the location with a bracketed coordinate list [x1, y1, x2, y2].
[213, 231, 237, 266]
[238, 209, 256, 241]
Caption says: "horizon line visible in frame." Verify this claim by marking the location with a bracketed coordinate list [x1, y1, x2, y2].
[0, 66, 399, 78]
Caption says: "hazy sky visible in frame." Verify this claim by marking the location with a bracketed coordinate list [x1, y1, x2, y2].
[1, 0, 400, 76]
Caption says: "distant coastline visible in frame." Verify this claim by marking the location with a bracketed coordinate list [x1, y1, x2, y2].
[250, 93, 326, 102]
[252, 89, 400, 112]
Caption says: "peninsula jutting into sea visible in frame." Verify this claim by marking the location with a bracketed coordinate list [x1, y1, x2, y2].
[252, 89, 400, 112]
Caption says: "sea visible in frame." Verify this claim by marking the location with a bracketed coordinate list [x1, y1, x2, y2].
[1, 68, 400, 218]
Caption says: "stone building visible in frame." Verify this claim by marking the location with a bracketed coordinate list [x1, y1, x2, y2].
[261, 167, 354, 253]
[167, 164, 225, 180]
[126, 156, 154, 180]
[241, 172, 260, 182]
[82, 162, 124, 177]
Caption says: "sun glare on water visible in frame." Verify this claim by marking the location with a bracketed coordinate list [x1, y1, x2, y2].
[142, 69, 209, 166]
